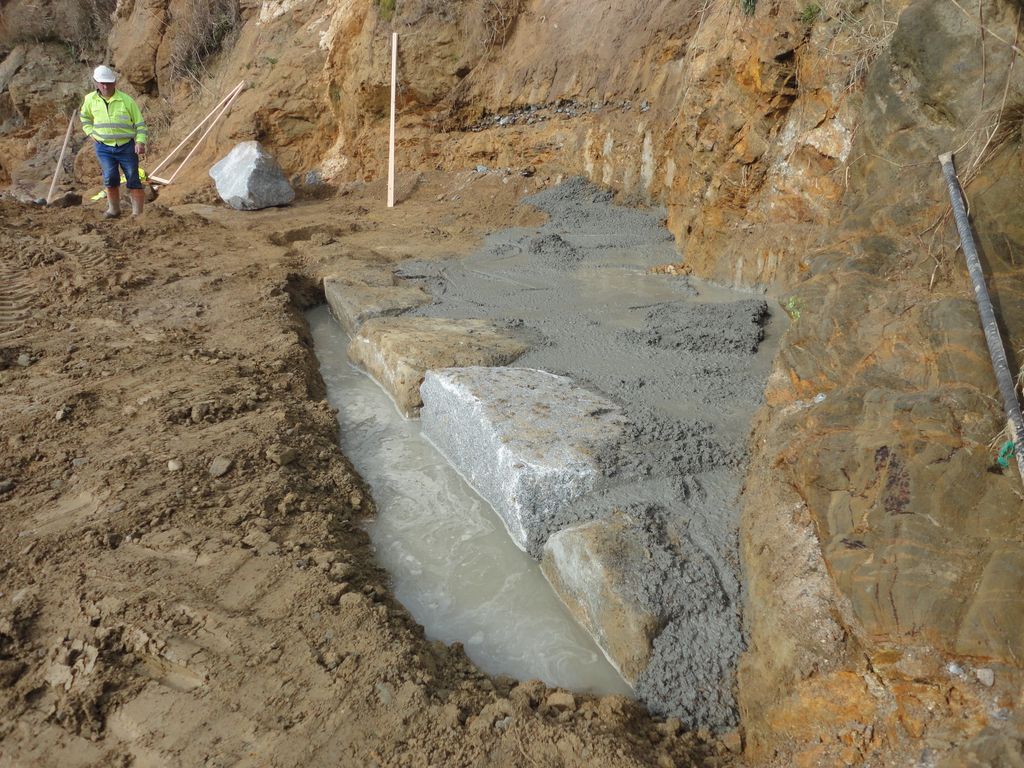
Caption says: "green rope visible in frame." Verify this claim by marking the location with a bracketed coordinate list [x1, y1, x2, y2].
[997, 440, 1016, 469]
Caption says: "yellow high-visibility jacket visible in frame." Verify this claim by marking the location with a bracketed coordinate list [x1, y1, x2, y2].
[80, 90, 149, 147]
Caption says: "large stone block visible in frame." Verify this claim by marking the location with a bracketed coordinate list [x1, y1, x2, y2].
[321, 263, 395, 288]
[541, 516, 660, 683]
[347, 318, 529, 417]
[209, 141, 295, 211]
[323, 277, 431, 335]
[109, 0, 164, 89]
[419, 367, 628, 557]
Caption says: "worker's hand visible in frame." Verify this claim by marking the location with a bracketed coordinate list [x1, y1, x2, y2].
[136, 142, 147, 156]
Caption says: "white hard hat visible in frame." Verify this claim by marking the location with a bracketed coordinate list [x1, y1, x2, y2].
[93, 65, 117, 83]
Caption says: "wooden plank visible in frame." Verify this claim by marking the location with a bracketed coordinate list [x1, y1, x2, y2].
[387, 32, 398, 208]
[163, 85, 244, 185]
[46, 114, 75, 204]
[150, 81, 244, 177]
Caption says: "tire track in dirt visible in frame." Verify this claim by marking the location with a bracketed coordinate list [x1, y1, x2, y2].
[56, 233, 109, 271]
[0, 260, 37, 343]
[0, 233, 81, 344]
[0, 226, 104, 346]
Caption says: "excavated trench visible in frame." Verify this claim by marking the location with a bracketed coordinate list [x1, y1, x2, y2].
[308, 304, 631, 695]
[311, 179, 784, 729]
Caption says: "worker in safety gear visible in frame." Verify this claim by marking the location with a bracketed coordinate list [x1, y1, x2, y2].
[79, 65, 149, 218]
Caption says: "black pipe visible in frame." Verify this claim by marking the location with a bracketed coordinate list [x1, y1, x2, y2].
[938, 151, 1024, 481]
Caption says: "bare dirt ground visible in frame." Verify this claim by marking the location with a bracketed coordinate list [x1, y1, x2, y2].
[0, 171, 735, 767]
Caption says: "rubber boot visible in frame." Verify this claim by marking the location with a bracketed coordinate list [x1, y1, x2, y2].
[130, 188, 145, 217]
[104, 187, 121, 219]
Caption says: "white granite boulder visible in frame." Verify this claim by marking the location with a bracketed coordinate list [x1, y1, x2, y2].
[209, 141, 295, 210]
[419, 367, 628, 557]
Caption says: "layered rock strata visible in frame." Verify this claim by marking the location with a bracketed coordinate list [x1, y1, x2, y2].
[737, 1, 1024, 762]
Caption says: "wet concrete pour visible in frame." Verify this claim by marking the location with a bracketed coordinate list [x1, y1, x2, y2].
[396, 178, 783, 728]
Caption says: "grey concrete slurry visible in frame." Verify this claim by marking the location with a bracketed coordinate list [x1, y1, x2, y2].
[636, 298, 769, 354]
[396, 178, 783, 729]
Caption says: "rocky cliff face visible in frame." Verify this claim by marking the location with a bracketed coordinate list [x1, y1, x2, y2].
[2, 0, 1023, 763]
[740, 2, 1024, 763]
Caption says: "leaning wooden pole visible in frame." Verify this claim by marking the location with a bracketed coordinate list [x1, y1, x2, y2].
[387, 31, 397, 208]
[150, 80, 245, 178]
[938, 151, 1024, 480]
[46, 113, 75, 204]
[162, 84, 243, 185]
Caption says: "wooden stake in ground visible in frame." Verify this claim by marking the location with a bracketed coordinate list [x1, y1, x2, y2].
[46, 113, 75, 205]
[388, 32, 398, 208]
[938, 151, 1024, 481]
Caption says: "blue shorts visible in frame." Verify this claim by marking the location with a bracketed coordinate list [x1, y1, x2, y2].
[95, 140, 142, 190]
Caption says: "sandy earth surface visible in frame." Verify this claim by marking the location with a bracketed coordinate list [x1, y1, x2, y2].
[0, 171, 738, 767]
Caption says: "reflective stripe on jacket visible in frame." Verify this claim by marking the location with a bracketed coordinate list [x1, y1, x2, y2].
[80, 90, 149, 146]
